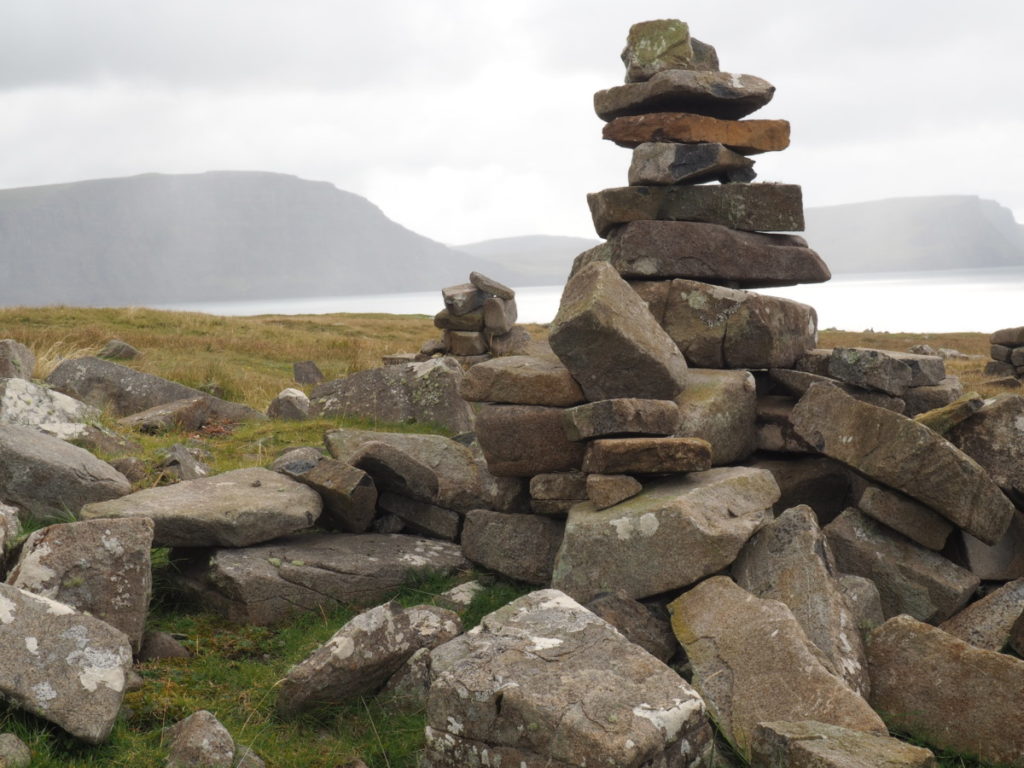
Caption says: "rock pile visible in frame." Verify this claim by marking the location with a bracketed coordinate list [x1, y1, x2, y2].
[987, 324, 1024, 384]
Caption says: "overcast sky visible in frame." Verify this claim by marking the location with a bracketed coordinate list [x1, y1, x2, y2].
[2, 0, 1022, 245]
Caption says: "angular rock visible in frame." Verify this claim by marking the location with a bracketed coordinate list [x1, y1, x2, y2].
[442, 283, 485, 315]
[991, 325, 1024, 346]
[948, 512, 1024, 580]
[586, 474, 642, 510]
[627, 141, 755, 185]
[824, 508, 979, 623]
[46, 357, 263, 422]
[97, 339, 139, 360]
[487, 326, 532, 357]
[948, 394, 1024, 506]
[793, 347, 833, 376]
[292, 360, 324, 385]
[827, 347, 913, 396]
[603, 113, 791, 153]
[469, 271, 514, 300]
[7, 517, 154, 652]
[164, 710, 235, 768]
[529, 471, 588, 501]
[549, 262, 688, 401]
[0, 424, 131, 523]
[425, 589, 713, 768]
[582, 436, 711, 474]
[852, 480, 953, 551]
[552, 467, 779, 602]
[675, 368, 757, 465]
[461, 509, 564, 585]
[482, 297, 517, 335]
[267, 387, 310, 420]
[475, 404, 586, 477]
[584, 590, 676, 663]
[732, 506, 870, 696]
[596, 70, 775, 122]
[912, 393, 983, 434]
[117, 396, 214, 433]
[288, 458, 377, 533]
[791, 383, 1017, 544]
[444, 330, 488, 356]
[310, 357, 474, 434]
[885, 351, 946, 386]
[638, 279, 817, 369]
[751, 721, 938, 768]
[745, 455, 852, 523]
[562, 398, 679, 441]
[991, 343, 1013, 362]
[939, 577, 1024, 651]
[867, 615, 1024, 767]
[0, 340, 34, 380]
[172, 532, 468, 624]
[276, 601, 461, 716]
[380, 645, 433, 711]
[575, 220, 827, 288]
[158, 442, 209, 481]
[80, 467, 320, 548]
[138, 630, 191, 661]
[433, 306, 483, 331]
[669, 577, 886, 761]
[0, 733, 31, 768]
[377, 492, 459, 541]
[0, 377, 99, 433]
[620, 19, 707, 82]
[458, 355, 585, 406]
[0, 583, 133, 744]
[589, 183, 804, 237]
[984, 360, 1016, 377]
[769, 368, 906, 412]
[837, 574, 886, 636]
[756, 395, 815, 454]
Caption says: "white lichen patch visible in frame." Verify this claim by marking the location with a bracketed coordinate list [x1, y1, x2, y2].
[610, 512, 660, 540]
[527, 636, 563, 652]
[23, 591, 76, 616]
[66, 645, 128, 692]
[446, 716, 464, 735]
[32, 681, 58, 708]
[633, 698, 704, 740]
[25, 636, 39, 654]
[12, 542, 58, 592]
[536, 591, 581, 611]
[101, 532, 125, 557]
[0, 594, 16, 623]
[327, 636, 355, 660]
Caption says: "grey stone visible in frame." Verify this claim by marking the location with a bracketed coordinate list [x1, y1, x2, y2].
[310, 357, 474, 434]
[0, 378, 99, 430]
[582, 436, 712, 474]
[268, 446, 324, 474]
[458, 355, 585, 406]
[837, 574, 886, 636]
[461, 510, 564, 585]
[81, 467, 320, 548]
[886, 351, 946, 386]
[0, 340, 34, 380]
[669, 577, 886, 762]
[586, 474, 642, 510]
[562, 398, 679, 441]
[948, 394, 1024, 506]
[867, 614, 1024, 767]
[419, 338, 447, 357]
[382, 353, 418, 366]
[584, 590, 677, 662]
[475, 404, 585, 477]
[0, 502, 19, 557]
[380, 645, 433, 711]
[442, 283, 486, 315]
[266, 387, 309, 420]
[482, 297, 517, 335]
[939, 577, 1024, 651]
[292, 360, 324, 386]
[751, 721, 938, 768]
[627, 142, 756, 185]
[164, 710, 234, 768]
[620, 19, 713, 81]
[991, 344, 1013, 362]
[138, 630, 191, 661]
[444, 330, 488, 356]
[97, 339, 139, 360]
[827, 348, 913, 396]
[158, 442, 210, 481]
[903, 377, 964, 417]
[949, 511, 1024, 580]
[0, 733, 31, 768]
[985, 360, 1016, 377]
[852, 480, 953, 551]
[487, 326, 532, 357]
[756, 395, 815, 454]
[552, 467, 779, 602]
[675, 368, 757, 465]
[768, 368, 906, 412]
[0, 424, 131, 523]
[603, 112, 791, 153]
[433, 307, 483, 331]
[0, 582, 133, 744]
[529, 471, 588, 501]
[7, 517, 154, 653]
[589, 183, 804, 238]
[424, 589, 713, 768]
[276, 601, 461, 717]
[469, 271, 515, 300]
[377, 492, 459, 541]
[286, 458, 377, 533]
[549, 262, 688, 401]
[117, 396, 215, 433]
[596, 69, 775, 122]
[824, 508, 979, 623]
[991, 325, 1024, 346]
[172, 532, 468, 625]
[793, 348, 833, 376]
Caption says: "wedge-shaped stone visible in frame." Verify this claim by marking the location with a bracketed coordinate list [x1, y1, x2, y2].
[586, 474, 643, 510]
[588, 183, 803, 237]
[562, 398, 679, 441]
[582, 437, 711, 474]
[423, 590, 713, 768]
[549, 262, 688, 401]
[0, 583, 133, 744]
[475, 404, 586, 477]
[458, 355, 585, 406]
[675, 369, 757, 465]
[824, 509, 978, 623]
[851, 479, 953, 551]
[791, 383, 1016, 544]
[948, 394, 1024, 507]
[752, 721, 938, 768]
[732, 506, 870, 696]
[603, 113, 790, 153]
[0, 424, 131, 523]
[939, 577, 1024, 651]
[669, 577, 886, 761]
[551, 467, 778, 602]
[286, 458, 377, 533]
[574, 220, 828, 288]
[530, 471, 588, 501]
[867, 615, 1024, 767]
[81, 467, 320, 548]
[377, 492, 460, 540]
[769, 368, 906, 412]
[828, 348, 913, 396]
[277, 601, 461, 717]
[442, 283, 485, 315]
[620, 19, 717, 82]
[171, 532, 468, 625]
[627, 142, 755, 185]
[635, 279, 817, 369]
[596, 70, 775, 121]
[7, 517, 154, 653]
[461, 510, 564, 585]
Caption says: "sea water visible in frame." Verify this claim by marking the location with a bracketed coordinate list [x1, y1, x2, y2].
[157, 266, 1024, 334]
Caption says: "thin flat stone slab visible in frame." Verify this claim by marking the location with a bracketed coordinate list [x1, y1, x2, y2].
[991, 325, 1024, 346]
[595, 70, 775, 121]
[548, 261, 688, 401]
[627, 142, 756, 185]
[751, 721, 938, 768]
[603, 113, 790, 153]
[827, 348, 913, 396]
[588, 184, 804, 238]
[790, 383, 1017, 545]
[551, 467, 779, 602]
[948, 394, 1024, 507]
[458, 355, 585, 406]
[586, 474, 643, 510]
[867, 614, 1024, 767]
[620, 19, 717, 82]
[424, 590, 713, 768]
[582, 437, 711, 474]
[461, 510, 565, 585]
[0, 583, 133, 744]
[80, 467, 321, 548]
[574, 220, 828, 288]
[377, 492, 459, 540]
[475, 404, 586, 477]
[469, 271, 515, 300]
[769, 368, 906, 412]
[939, 577, 1024, 651]
[675, 369, 757, 465]
[562, 398, 679, 441]
[851, 479, 953, 551]
[171, 532, 468, 625]
[669, 577, 886, 762]
[433, 307, 482, 331]
[824, 508, 979, 623]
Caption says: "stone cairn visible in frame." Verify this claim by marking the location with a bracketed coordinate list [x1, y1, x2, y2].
[986, 324, 1024, 385]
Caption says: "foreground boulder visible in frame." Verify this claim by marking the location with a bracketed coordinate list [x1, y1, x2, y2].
[163, 710, 235, 768]
[172, 533, 468, 624]
[80, 467, 321, 548]
[867, 615, 1024, 766]
[276, 602, 461, 717]
[0, 377, 98, 431]
[669, 577, 886, 761]
[0, 583, 133, 744]
[0, 424, 131, 523]
[751, 721, 937, 768]
[424, 589, 713, 768]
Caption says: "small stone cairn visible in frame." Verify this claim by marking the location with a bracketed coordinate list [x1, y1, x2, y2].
[987, 325, 1024, 384]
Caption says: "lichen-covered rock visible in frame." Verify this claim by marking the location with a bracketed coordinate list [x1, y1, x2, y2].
[458, 355, 585, 406]
[0, 378, 99, 430]
[461, 510, 564, 585]
[164, 710, 235, 767]
[948, 394, 1024, 507]
[827, 348, 913, 396]
[674, 368, 757, 465]
[424, 589, 713, 768]
[0, 340, 35, 380]
[475, 404, 586, 477]
[620, 19, 707, 82]
[751, 721, 937, 768]
[267, 387, 310, 420]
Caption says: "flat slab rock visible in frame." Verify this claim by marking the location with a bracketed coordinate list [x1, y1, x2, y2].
[594, 69, 775, 121]
[475, 404, 586, 477]
[602, 113, 790, 153]
[751, 720, 937, 768]
[627, 141, 756, 186]
[461, 509, 565, 585]
[171, 532, 468, 625]
[582, 436, 712, 474]
[423, 589, 713, 768]
[0, 583, 133, 744]
[551, 466, 779, 602]
[80, 467, 320, 548]
[458, 355, 584, 406]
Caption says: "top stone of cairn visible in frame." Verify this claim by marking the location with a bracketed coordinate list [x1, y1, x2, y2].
[621, 19, 719, 83]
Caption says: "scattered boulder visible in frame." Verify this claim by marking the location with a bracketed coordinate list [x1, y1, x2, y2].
[939, 577, 1024, 651]
[164, 710, 235, 768]
[751, 721, 937, 768]
[0, 340, 34, 380]
[97, 339, 139, 360]
[157, 442, 210, 481]
[267, 388, 310, 420]
[461, 509, 564, 585]
[292, 360, 324, 386]
[458, 355, 585, 406]
[138, 630, 191, 661]
[0, 378, 99, 431]
[117, 396, 214, 434]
